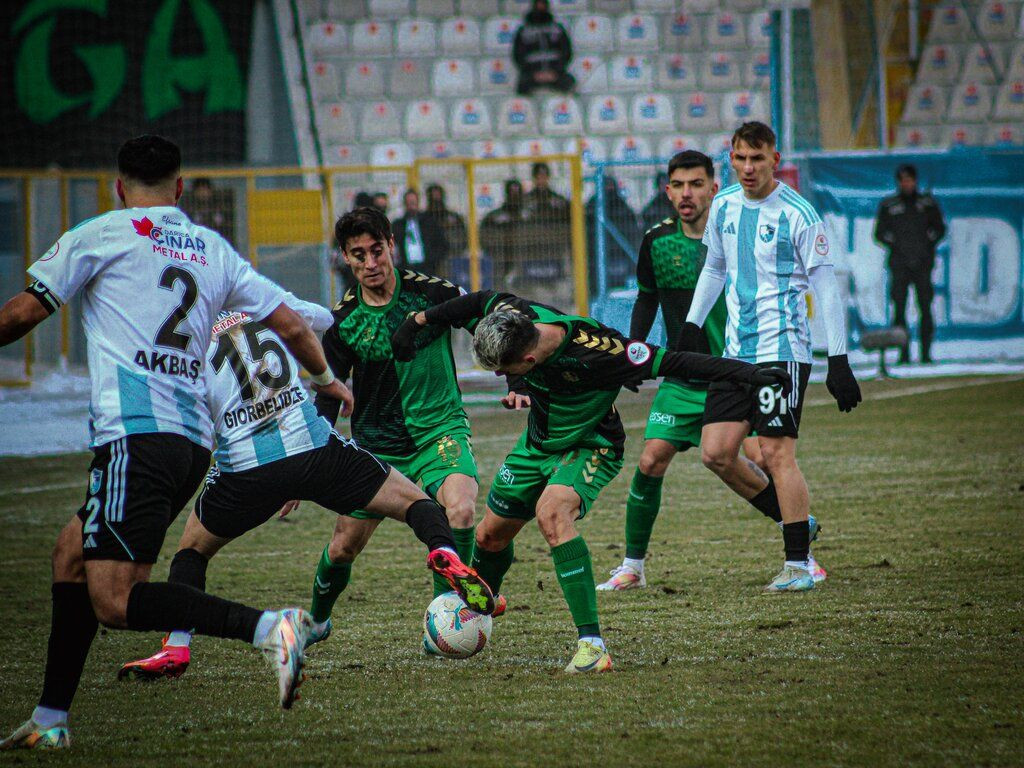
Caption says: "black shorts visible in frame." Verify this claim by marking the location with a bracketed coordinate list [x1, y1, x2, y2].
[78, 434, 211, 564]
[703, 361, 812, 438]
[196, 433, 391, 539]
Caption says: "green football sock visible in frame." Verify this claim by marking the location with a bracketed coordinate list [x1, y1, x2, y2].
[434, 526, 476, 597]
[625, 469, 664, 560]
[551, 536, 600, 638]
[310, 546, 352, 623]
[472, 540, 514, 596]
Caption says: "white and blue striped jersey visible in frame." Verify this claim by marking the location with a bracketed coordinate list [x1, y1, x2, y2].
[206, 296, 335, 473]
[28, 207, 286, 449]
[702, 181, 832, 364]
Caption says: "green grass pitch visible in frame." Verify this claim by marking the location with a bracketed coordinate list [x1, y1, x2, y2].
[1, 376, 1022, 766]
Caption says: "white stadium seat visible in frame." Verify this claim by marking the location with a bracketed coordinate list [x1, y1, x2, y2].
[630, 93, 675, 133]
[395, 19, 437, 56]
[942, 124, 984, 147]
[541, 96, 585, 136]
[747, 11, 772, 48]
[573, 15, 614, 53]
[551, 0, 589, 14]
[495, 97, 539, 136]
[586, 94, 629, 134]
[679, 91, 722, 132]
[594, 0, 630, 12]
[657, 53, 698, 91]
[450, 98, 495, 139]
[616, 14, 659, 52]
[727, 0, 766, 11]
[947, 81, 994, 121]
[987, 122, 1024, 146]
[720, 90, 770, 128]
[916, 44, 963, 85]
[513, 137, 559, 160]
[440, 17, 482, 55]
[610, 135, 653, 163]
[707, 12, 747, 50]
[615, 178, 644, 217]
[307, 22, 347, 55]
[370, 141, 414, 167]
[702, 51, 743, 90]
[570, 56, 609, 94]
[360, 101, 402, 141]
[634, 0, 674, 10]
[993, 78, 1024, 120]
[609, 55, 654, 91]
[478, 58, 516, 94]
[961, 42, 1006, 84]
[976, 1, 1017, 41]
[704, 132, 735, 159]
[473, 181, 503, 214]
[744, 51, 772, 88]
[304, 0, 365, 21]
[462, 0, 499, 15]
[563, 136, 609, 163]
[368, 0, 410, 19]
[417, 0, 456, 18]
[405, 99, 447, 140]
[685, 0, 719, 12]
[310, 61, 340, 101]
[901, 83, 949, 124]
[345, 61, 385, 98]
[658, 135, 704, 159]
[1007, 42, 1024, 79]
[389, 59, 429, 98]
[432, 58, 475, 97]
[472, 138, 510, 160]
[662, 12, 703, 50]
[320, 102, 357, 142]
[482, 16, 519, 55]
[927, 3, 969, 42]
[322, 144, 364, 166]
[894, 125, 941, 148]
[502, 0, 533, 14]
[351, 20, 393, 56]
[420, 139, 460, 161]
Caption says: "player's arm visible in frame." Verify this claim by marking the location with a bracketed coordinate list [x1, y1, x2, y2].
[391, 289, 502, 361]
[655, 347, 790, 392]
[500, 373, 531, 410]
[0, 288, 51, 347]
[313, 327, 355, 425]
[282, 293, 334, 334]
[925, 195, 946, 244]
[873, 200, 894, 245]
[630, 234, 658, 340]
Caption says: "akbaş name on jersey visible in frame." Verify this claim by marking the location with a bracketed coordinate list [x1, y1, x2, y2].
[132, 215, 208, 266]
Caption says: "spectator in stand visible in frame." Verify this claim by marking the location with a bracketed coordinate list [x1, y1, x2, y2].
[874, 164, 946, 364]
[353, 191, 375, 210]
[372, 191, 389, 214]
[585, 175, 643, 296]
[393, 188, 448, 275]
[180, 177, 235, 246]
[641, 172, 676, 231]
[512, 0, 575, 96]
[523, 162, 571, 281]
[524, 162, 570, 223]
[481, 179, 529, 286]
[425, 183, 468, 260]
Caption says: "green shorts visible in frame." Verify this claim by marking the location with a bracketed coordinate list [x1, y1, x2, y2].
[486, 432, 624, 521]
[349, 432, 478, 520]
[643, 379, 708, 450]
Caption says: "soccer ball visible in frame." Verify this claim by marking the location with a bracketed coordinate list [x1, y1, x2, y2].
[422, 591, 492, 659]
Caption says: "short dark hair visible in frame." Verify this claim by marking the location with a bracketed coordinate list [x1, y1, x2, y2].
[531, 162, 551, 178]
[335, 207, 393, 250]
[731, 121, 777, 150]
[117, 135, 181, 185]
[667, 150, 714, 179]
[896, 163, 917, 180]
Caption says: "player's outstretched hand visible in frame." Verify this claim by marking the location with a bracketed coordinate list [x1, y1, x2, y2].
[826, 354, 862, 412]
[674, 322, 708, 354]
[391, 315, 421, 362]
[501, 392, 531, 410]
[749, 366, 792, 397]
[313, 379, 354, 417]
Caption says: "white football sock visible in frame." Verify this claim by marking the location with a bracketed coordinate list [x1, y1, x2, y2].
[580, 635, 606, 651]
[251, 611, 278, 647]
[785, 560, 810, 571]
[32, 706, 67, 727]
[166, 631, 192, 648]
[623, 557, 645, 573]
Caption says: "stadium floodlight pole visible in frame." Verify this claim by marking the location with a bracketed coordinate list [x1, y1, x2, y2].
[594, 164, 608, 300]
[780, 2, 795, 157]
[908, 0, 920, 61]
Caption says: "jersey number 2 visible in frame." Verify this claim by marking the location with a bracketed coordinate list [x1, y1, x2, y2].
[155, 266, 199, 351]
[211, 324, 291, 402]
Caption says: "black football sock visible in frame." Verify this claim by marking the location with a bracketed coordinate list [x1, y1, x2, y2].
[38, 582, 98, 713]
[782, 520, 811, 563]
[168, 548, 209, 591]
[126, 582, 262, 643]
[404, 498, 457, 553]
[749, 476, 783, 523]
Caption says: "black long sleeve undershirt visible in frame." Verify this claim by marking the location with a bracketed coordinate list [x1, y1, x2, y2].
[629, 290, 658, 341]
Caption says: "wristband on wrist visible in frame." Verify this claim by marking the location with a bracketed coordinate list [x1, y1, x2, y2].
[311, 369, 335, 387]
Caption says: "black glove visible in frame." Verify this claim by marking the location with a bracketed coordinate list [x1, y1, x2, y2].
[826, 354, 861, 412]
[673, 321, 709, 355]
[749, 366, 792, 398]
[390, 315, 422, 362]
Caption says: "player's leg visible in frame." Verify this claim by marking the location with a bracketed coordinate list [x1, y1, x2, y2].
[432, 473, 479, 597]
[700, 420, 763, 495]
[913, 268, 935, 363]
[474, 508, 528, 601]
[890, 266, 912, 363]
[308, 514, 380, 636]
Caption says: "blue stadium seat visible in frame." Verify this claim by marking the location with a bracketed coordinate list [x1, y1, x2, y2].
[630, 93, 675, 133]
[478, 58, 516, 95]
[451, 98, 495, 140]
[610, 55, 654, 91]
[916, 44, 963, 85]
[616, 13, 659, 52]
[541, 96, 585, 136]
[657, 53, 699, 91]
[661, 12, 703, 51]
[586, 94, 630, 134]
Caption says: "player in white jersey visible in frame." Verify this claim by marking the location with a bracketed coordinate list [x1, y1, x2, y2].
[0, 136, 356, 750]
[117, 296, 496, 681]
[678, 122, 862, 593]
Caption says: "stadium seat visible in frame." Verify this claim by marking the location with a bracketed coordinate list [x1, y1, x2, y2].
[707, 11, 747, 50]
[685, 0, 720, 11]
[573, 15, 614, 53]
[395, 19, 437, 56]
[894, 124, 941, 148]
[615, 178, 644, 217]
[658, 134, 703, 159]
[744, 51, 772, 88]
[926, 3, 969, 42]
[513, 137, 559, 161]
[901, 83, 949, 124]
[483, 16, 519, 54]
[634, 0, 674, 10]
[322, 144, 364, 166]
[947, 81, 994, 121]
[586, 94, 630, 134]
[678, 91, 722, 132]
[616, 14, 659, 52]
[405, 100, 447, 140]
[1007, 41, 1024, 79]
[389, 60, 429, 98]
[307, 22, 347, 55]
[432, 58, 476, 97]
[563, 136, 609, 163]
[661, 13, 703, 51]
[976, 1, 1017, 41]
[461, 0, 499, 15]
[942, 124, 984, 147]
[450, 98, 495, 139]
[704, 132, 734, 159]
[993, 78, 1024, 120]
[420, 139, 461, 161]
[720, 90, 770, 128]
[747, 11, 772, 48]
[417, 0, 456, 18]
[701, 51, 743, 90]
[478, 58, 516, 94]
[503, 0, 532, 14]
[345, 61, 385, 98]
[310, 61, 340, 101]
[303, 0, 365, 22]
[368, 0, 409, 18]
[473, 181, 503, 214]
[916, 44, 963, 85]
[369, 141, 414, 167]
[610, 55, 654, 91]
[570, 56, 609, 94]
[495, 97, 539, 136]
[440, 17, 482, 55]
[961, 42, 1006, 84]
[610, 135, 654, 167]
[540, 96, 585, 136]
[550, 0, 589, 15]
[657, 53, 698, 91]
[360, 101, 402, 141]
[986, 122, 1024, 146]
[728, 0, 765, 12]
[472, 138, 511, 159]
[630, 93, 675, 133]
[593, 0, 630, 12]
[351, 20, 393, 56]
[320, 102, 358, 142]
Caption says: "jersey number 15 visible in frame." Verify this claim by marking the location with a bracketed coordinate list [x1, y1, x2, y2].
[211, 323, 292, 402]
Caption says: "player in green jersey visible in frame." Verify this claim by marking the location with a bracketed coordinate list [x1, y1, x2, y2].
[309, 208, 481, 634]
[599, 150, 784, 591]
[391, 290, 790, 672]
